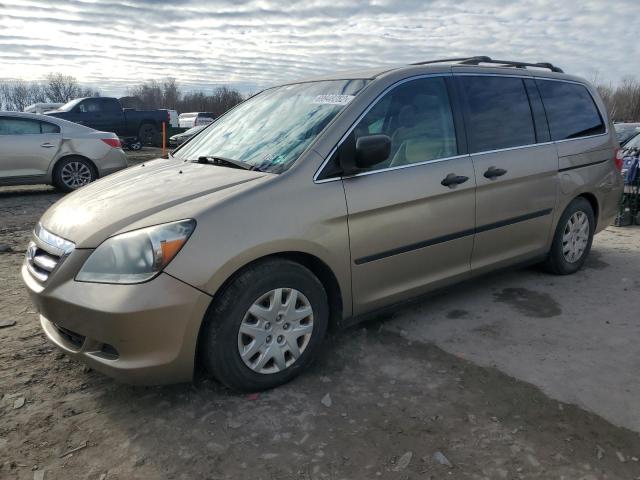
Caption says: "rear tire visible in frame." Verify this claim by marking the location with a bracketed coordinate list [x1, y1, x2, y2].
[542, 197, 595, 275]
[52, 157, 97, 193]
[138, 123, 159, 146]
[200, 259, 329, 392]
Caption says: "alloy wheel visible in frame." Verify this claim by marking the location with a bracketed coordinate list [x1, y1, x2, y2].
[237, 288, 314, 374]
[61, 161, 92, 189]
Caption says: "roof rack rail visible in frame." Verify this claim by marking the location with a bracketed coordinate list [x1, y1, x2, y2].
[411, 56, 564, 73]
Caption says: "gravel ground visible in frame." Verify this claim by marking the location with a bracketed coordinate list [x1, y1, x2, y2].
[1, 156, 640, 479]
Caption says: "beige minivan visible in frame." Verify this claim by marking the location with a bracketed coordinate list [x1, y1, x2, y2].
[23, 57, 624, 391]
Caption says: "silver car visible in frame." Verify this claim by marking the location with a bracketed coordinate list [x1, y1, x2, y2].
[0, 112, 128, 191]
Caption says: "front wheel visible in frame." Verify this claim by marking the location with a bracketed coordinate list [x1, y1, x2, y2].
[200, 259, 329, 391]
[543, 197, 595, 275]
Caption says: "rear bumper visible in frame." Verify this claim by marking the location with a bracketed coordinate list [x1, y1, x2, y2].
[96, 148, 128, 178]
[22, 258, 211, 385]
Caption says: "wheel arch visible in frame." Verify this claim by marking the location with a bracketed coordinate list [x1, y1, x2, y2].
[51, 154, 99, 180]
[205, 251, 343, 329]
[576, 192, 599, 226]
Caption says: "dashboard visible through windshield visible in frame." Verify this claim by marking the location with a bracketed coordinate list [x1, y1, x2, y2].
[174, 79, 369, 174]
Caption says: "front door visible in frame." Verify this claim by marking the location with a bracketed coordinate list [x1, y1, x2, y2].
[340, 76, 476, 315]
[0, 117, 61, 179]
[455, 75, 559, 272]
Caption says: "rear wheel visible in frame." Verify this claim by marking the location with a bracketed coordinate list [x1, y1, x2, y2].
[200, 259, 329, 391]
[138, 123, 159, 146]
[543, 197, 595, 275]
[52, 157, 97, 192]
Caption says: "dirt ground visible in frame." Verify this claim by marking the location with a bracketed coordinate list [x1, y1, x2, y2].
[2, 154, 640, 479]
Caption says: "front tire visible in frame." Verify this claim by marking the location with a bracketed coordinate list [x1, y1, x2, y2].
[200, 259, 329, 392]
[543, 197, 595, 275]
[52, 157, 97, 192]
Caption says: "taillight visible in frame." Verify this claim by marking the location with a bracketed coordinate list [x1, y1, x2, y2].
[614, 148, 623, 171]
[101, 138, 121, 149]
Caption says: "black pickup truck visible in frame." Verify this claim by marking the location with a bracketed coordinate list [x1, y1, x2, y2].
[45, 97, 170, 145]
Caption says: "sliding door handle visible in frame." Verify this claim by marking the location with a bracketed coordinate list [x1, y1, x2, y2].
[484, 166, 507, 179]
[441, 173, 469, 188]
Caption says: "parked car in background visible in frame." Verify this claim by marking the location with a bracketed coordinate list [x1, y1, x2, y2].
[0, 112, 127, 192]
[25, 103, 64, 114]
[614, 122, 640, 146]
[178, 112, 215, 128]
[169, 124, 207, 147]
[622, 132, 640, 151]
[22, 57, 622, 391]
[44, 97, 171, 145]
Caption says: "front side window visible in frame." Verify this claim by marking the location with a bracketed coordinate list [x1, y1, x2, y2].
[460, 76, 536, 153]
[0, 118, 42, 135]
[175, 79, 369, 173]
[537, 80, 605, 140]
[351, 77, 457, 172]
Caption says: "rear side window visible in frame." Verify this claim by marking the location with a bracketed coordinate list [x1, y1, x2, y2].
[459, 76, 536, 153]
[536, 80, 605, 140]
[102, 98, 121, 112]
[40, 121, 60, 134]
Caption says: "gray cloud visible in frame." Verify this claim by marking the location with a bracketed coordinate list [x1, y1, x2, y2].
[0, 0, 638, 96]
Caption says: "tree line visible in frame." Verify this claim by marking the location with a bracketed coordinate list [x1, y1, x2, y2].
[596, 78, 640, 123]
[2, 72, 639, 123]
[119, 78, 245, 116]
[0, 73, 245, 116]
[0, 73, 100, 111]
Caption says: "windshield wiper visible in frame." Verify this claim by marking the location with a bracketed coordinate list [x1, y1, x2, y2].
[196, 156, 259, 171]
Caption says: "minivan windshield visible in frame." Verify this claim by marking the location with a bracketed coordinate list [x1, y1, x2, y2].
[174, 79, 369, 173]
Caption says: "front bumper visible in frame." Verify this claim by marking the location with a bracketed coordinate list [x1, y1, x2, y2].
[22, 251, 211, 385]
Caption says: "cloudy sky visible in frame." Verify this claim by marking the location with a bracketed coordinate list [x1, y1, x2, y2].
[0, 0, 638, 96]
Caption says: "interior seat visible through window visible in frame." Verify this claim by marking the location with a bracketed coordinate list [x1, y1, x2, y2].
[352, 77, 457, 172]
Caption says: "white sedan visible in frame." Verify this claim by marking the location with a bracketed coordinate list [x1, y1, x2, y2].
[0, 112, 128, 192]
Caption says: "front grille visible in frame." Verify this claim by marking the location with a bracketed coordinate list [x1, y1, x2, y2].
[25, 224, 75, 282]
[26, 243, 61, 282]
[53, 323, 86, 348]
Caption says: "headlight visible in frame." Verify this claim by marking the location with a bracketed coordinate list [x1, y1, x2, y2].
[76, 219, 196, 284]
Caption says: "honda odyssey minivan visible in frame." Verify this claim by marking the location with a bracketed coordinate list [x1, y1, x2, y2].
[23, 57, 624, 391]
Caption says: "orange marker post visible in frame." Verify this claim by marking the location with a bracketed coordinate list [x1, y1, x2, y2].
[162, 122, 167, 157]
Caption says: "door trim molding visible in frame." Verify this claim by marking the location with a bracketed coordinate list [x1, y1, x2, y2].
[354, 208, 553, 265]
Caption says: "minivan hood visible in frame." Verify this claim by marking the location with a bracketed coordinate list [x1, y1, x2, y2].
[40, 159, 268, 247]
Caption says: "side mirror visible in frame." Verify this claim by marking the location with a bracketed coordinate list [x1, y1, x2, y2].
[355, 134, 391, 169]
[338, 134, 391, 176]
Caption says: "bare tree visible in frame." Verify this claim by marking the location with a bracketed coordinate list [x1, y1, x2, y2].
[44, 73, 82, 103]
[0, 80, 47, 111]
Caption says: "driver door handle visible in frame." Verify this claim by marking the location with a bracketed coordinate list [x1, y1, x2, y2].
[484, 166, 507, 179]
[441, 173, 469, 188]
[40, 143, 55, 148]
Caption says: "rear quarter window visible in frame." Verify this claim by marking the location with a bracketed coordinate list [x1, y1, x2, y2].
[536, 80, 605, 141]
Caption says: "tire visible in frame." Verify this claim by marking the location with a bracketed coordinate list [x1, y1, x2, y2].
[138, 123, 159, 146]
[200, 259, 329, 392]
[542, 197, 595, 275]
[52, 157, 97, 193]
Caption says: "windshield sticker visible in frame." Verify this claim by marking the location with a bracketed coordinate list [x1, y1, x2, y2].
[312, 94, 355, 105]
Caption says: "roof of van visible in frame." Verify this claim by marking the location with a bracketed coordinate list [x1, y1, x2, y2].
[290, 56, 586, 85]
